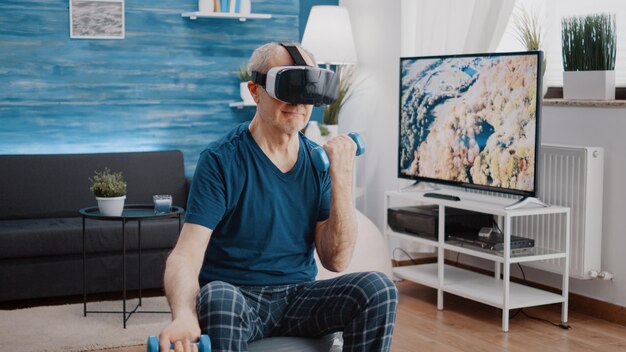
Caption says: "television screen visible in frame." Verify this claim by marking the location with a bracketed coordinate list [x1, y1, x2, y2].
[398, 51, 542, 197]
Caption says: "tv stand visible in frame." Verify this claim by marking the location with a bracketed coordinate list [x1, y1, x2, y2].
[504, 197, 549, 210]
[384, 189, 570, 332]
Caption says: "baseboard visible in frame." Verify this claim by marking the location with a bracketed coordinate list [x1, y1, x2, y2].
[393, 258, 626, 327]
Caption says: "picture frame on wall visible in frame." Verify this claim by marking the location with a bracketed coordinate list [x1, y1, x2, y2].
[69, 0, 125, 39]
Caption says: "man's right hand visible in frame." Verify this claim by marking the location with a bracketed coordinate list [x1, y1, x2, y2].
[158, 317, 202, 352]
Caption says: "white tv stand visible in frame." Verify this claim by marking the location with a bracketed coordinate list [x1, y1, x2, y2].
[385, 189, 570, 332]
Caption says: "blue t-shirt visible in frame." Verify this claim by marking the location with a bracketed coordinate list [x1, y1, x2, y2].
[185, 122, 331, 286]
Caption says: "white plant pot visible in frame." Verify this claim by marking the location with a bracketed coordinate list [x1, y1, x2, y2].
[324, 124, 339, 140]
[563, 71, 615, 100]
[96, 196, 126, 216]
[304, 121, 324, 145]
[240, 82, 255, 105]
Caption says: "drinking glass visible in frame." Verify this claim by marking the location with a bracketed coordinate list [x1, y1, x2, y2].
[153, 195, 172, 214]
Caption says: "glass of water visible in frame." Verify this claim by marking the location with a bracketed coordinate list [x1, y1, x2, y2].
[153, 195, 172, 214]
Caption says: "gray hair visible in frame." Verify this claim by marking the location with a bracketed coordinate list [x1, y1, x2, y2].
[247, 42, 316, 76]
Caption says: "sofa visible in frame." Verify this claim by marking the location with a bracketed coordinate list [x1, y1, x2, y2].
[0, 150, 188, 302]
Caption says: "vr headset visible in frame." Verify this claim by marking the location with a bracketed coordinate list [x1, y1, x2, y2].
[251, 44, 340, 106]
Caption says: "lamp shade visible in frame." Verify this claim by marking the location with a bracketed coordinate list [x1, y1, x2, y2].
[302, 6, 358, 65]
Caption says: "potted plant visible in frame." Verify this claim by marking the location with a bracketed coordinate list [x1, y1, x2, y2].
[238, 65, 255, 105]
[89, 168, 127, 216]
[321, 66, 357, 140]
[561, 13, 616, 100]
[512, 4, 546, 97]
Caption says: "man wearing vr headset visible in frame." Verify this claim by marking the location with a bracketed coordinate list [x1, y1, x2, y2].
[158, 42, 397, 352]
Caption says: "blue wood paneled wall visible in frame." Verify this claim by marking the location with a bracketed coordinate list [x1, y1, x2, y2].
[0, 0, 300, 175]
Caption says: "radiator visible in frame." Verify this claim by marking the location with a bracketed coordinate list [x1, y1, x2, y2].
[516, 144, 604, 279]
[464, 144, 604, 279]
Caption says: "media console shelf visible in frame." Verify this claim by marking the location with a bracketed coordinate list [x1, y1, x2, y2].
[385, 189, 570, 332]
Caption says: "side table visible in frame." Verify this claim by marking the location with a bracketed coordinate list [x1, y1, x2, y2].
[80, 204, 183, 328]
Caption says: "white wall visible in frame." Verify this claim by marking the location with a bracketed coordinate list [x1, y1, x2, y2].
[339, 0, 401, 230]
[537, 106, 626, 306]
[342, 1, 626, 307]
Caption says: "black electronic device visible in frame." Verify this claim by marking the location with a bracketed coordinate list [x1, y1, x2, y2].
[398, 51, 542, 197]
[387, 205, 493, 240]
[448, 232, 535, 252]
[251, 44, 340, 106]
[423, 192, 461, 201]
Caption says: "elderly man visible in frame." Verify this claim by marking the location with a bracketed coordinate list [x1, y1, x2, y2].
[158, 42, 397, 352]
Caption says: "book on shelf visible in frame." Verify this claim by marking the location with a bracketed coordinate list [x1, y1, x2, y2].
[229, 0, 241, 13]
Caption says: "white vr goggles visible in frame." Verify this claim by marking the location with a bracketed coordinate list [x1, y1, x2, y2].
[251, 44, 340, 106]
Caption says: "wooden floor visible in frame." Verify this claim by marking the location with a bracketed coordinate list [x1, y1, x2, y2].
[91, 280, 626, 352]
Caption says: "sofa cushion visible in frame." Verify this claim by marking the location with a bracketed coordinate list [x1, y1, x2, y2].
[0, 150, 186, 220]
[0, 217, 180, 260]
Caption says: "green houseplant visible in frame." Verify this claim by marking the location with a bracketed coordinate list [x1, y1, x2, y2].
[321, 66, 357, 138]
[513, 4, 543, 52]
[513, 4, 547, 97]
[237, 65, 255, 105]
[89, 168, 127, 216]
[561, 13, 616, 100]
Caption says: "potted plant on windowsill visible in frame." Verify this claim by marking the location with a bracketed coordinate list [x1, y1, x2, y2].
[238, 65, 255, 105]
[513, 4, 546, 97]
[561, 13, 616, 100]
[90, 168, 127, 216]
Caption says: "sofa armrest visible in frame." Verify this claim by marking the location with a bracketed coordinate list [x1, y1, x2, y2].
[185, 176, 193, 203]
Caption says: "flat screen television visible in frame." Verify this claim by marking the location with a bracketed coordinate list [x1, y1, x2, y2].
[398, 51, 543, 197]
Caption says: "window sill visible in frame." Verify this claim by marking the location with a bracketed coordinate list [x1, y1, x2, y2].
[543, 99, 626, 108]
[543, 87, 626, 108]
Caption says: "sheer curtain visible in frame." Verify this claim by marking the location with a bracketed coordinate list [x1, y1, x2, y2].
[401, 0, 515, 57]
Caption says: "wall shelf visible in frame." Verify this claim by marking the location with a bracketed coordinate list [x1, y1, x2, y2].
[181, 12, 272, 22]
[229, 101, 256, 109]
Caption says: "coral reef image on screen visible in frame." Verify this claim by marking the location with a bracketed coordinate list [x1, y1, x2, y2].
[399, 54, 538, 192]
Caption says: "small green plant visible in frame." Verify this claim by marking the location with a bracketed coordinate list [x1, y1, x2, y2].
[561, 13, 616, 71]
[238, 65, 251, 82]
[323, 66, 357, 125]
[513, 4, 543, 51]
[89, 168, 127, 198]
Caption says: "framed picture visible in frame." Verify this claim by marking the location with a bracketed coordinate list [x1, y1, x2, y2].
[69, 0, 125, 39]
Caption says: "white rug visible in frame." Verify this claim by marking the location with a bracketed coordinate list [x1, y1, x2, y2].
[0, 297, 171, 352]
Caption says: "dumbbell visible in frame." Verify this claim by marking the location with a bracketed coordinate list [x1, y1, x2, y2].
[146, 335, 211, 352]
[311, 132, 365, 172]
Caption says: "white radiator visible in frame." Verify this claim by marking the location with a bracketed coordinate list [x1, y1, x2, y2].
[463, 144, 604, 279]
[515, 144, 604, 279]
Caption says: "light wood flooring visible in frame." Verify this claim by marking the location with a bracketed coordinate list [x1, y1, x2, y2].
[91, 280, 626, 352]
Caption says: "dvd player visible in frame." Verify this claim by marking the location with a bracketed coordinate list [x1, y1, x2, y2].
[387, 205, 493, 240]
[448, 232, 535, 251]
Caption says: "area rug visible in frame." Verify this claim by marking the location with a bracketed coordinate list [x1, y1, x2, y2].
[0, 297, 170, 351]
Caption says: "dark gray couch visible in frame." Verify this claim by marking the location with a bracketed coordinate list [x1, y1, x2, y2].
[0, 150, 188, 302]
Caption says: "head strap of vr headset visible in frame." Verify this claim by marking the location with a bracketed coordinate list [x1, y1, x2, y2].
[251, 43, 311, 86]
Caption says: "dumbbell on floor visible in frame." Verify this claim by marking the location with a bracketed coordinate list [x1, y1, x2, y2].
[146, 335, 211, 352]
[311, 132, 365, 172]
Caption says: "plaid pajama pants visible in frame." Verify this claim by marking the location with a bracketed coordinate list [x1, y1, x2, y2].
[196, 271, 398, 352]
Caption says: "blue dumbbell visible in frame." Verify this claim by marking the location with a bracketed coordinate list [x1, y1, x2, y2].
[146, 335, 211, 352]
[311, 132, 365, 172]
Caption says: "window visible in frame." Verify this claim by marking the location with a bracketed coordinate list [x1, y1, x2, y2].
[497, 0, 626, 88]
